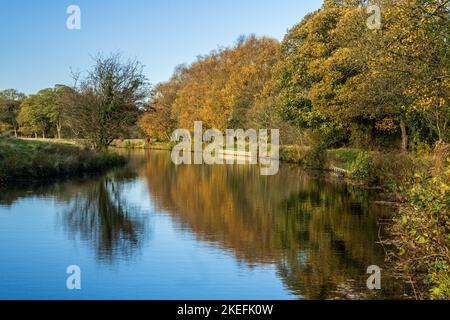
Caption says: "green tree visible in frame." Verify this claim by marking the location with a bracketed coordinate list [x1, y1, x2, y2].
[274, 8, 350, 146]
[18, 88, 60, 138]
[341, 0, 449, 150]
[65, 54, 150, 150]
[0, 89, 26, 137]
[52, 85, 72, 139]
[276, 0, 448, 150]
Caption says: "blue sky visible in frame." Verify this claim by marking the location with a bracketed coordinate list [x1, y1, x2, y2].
[0, 0, 322, 94]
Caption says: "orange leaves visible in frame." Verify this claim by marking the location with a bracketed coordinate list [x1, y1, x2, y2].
[138, 36, 280, 139]
[375, 118, 398, 133]
[171, 36, 279, 131]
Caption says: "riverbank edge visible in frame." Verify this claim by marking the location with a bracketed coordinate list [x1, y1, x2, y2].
[17, 138, 413, 190]
[0, 138, 127, 186]
[110, 139, 407, 191]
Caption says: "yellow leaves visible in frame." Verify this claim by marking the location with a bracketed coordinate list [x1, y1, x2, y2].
[420, 97, 434, 108]
[403, 33, 417, 44]
[376, 118, 398, 133]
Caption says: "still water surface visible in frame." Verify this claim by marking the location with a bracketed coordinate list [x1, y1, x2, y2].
[0, 150, 403, 299]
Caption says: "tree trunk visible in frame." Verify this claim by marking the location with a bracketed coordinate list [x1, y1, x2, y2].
[34, 133, 38, 139]
[13, 128, 18, 138]
[57, 120, 62, 139]
[435, 109, 442, 142]
[400, 118, 408, 152]
[42, 131, 46, 139]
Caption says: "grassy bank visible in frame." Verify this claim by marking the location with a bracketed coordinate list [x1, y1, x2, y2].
[0, 138, 126, 184]
[110, 139, 171, 150]
[281, 145, 417, 192]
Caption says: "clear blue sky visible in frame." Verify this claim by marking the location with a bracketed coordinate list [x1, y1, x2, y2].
[0, 0, 322, 94]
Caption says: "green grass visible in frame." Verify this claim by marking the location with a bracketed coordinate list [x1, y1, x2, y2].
[0, 138, 126, 184]
[111, 139, 171, 150]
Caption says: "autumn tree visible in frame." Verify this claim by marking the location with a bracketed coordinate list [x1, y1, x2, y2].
[276, 0, 448, 150]
[274, 8, 351, 146]
[51, 85, 72, 139]
[139, 65, 186, 141]
[139, 35, 279, 139]
[173, 35, 279, 131]
[323, 0, 368, 7]
[335, 0, 449, 150]
[306, 5, 391, 147]
[377, 0, 449, 146]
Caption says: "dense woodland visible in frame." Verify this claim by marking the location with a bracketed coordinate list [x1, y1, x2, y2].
[139, 0, 449, 152]
[0, 0, 449, 299]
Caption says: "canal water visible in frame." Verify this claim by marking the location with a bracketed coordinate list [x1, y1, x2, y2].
[0, 150, 405, 299]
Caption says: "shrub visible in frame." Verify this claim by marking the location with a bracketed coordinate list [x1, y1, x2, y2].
[280, 145, 307, 163]
[391, 162, 450, 299]
[350, 151, 375, 183]
[432, 142, 450, 174]
[304, 144, 327, 169]
[168, 140, 178, 151]
[372, 151, 415, 190]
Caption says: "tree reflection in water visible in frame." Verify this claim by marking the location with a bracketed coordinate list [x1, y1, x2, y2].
[0, 150, 406, 298]
[62, 174, 148, 262]
[143, 150, 404, 299]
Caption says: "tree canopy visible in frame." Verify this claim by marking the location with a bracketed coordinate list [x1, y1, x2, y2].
[65, 53, 150, 150]
[0, 89, 26, 137]
[273, 0, 448, 150]
[139, 35, 280, 138]
[1, 0, 447, 153]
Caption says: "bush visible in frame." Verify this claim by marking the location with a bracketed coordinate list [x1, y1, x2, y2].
[168, 140, 178, 151]
[350, 151, 375, 183]
[304, 144, 327, 169]
[391, 161, 450, 299]
[280, 145, 307, 163]
[432, 142, 450, 174]
[373, 151, 415, 190]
